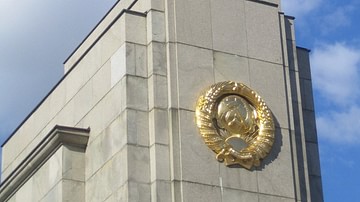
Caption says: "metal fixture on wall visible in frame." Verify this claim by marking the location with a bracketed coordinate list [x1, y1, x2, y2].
[195, 81, 275, 169]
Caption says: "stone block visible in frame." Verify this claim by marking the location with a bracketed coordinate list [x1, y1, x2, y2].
[85, 112, 127, 177]
[303, 109, 318, 143]
[219, 164, 258, 192]
[81, 77, 127, 142]
[64, 65, 88, 107]
[131, 0, 150, 13]
[211, 0, 247, 56]
[151, 180, 171, 202]
[287, 40, 297, 71]
[257, 129, 295, 198]
[297, 48, 312, 80]
[111, 43, 147, 86]
[148, 74, 168, 109]
[249, 59, 288, 128]
[245, 1, 283, 64]
[73, 79, 94, 122]
[178, 110, 220, 186]
[147, 10, 166, 43]
[181, 181, 221, 202]
[149, 108, 169, 145]
[147, 42, 167, 77]
[14, 176, 34, 202]
[131, 0, 165, 12]
[125, 13, 146, 45]
[92, 60, 111, 102]
[109, 148, 129, 192]
[284, 17, 295, 41]
[174, 0, 213, 49]
[126, 43, 147, 78]
[165, 0, 176, 42]
[289, 69, 300, 103]
[7, 197, 16, 202]
[150, 144, 170, 181]
[126, 75, 148, 111]
[32, 158, 51, 200]
[309, 175, 324, 202]
[75, 41, 103, 79]
[222, 188, 259, 202]
[151, 0, 165, 11]
[62, 146, 85, 182]
[2, 118, 37, 176]
[111, 44, 126, 87]
[85, 148, 128, 202]
[128, 181, 151, 202]
[100, 16, 126, 64]
[306, 142, 321, 176]
[53, 99, 76, 127]
[279, 14, 289, 69]
[49, 83, 67, 120]
[258, 194, 295, 202]
[127, 145, 150, 183]
[113, 184, 128, 202]
[214, 51, 250, 84]
[127, 109, 149, 146]
[38, 182, 61, 202]
[166, 43, 179, 108]
[62, 180, 85, 202]
[176, 44, 214, 111]
[283, 68, 295, 131]
[300, 79, 315, 111]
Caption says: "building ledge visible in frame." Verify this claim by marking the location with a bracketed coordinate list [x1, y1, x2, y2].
[0, 125, 90, 201]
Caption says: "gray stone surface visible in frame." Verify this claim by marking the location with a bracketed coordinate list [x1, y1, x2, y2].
[211, 0, 247, 56]
[222, 189, 258, 202]
[249, 59, 289, 128]
[214, 51, 250, 85]
[297, 48, 312, 80]
[303, 109, 318, 143]
[174, 0, 213, 49]
[146, 10, 165, 43]
[306, 143, 322, 177]
[309, 175, 324, 202]
[219, 163, 258, 192]
[181, 182, 221, 202]
[150, 144, 170, 181]
[258, 194, 295, 202]
[301, 79, 315, 111]
[257, 129, 296, 199]
[245, 1, 283, 64]
[178, 110, 220, 186]
[147, 42, 167, 77]
[149, 109, 169, 145]
[176, 43, 214, 110]
[151, 180, 172, 202]
[148, 74, 168, 109]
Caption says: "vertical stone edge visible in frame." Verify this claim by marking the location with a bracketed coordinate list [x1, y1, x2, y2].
[283, 15, 313, 201]
[297, 47, 324, 202]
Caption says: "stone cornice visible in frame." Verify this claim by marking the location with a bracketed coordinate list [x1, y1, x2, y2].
[0, 125, 90, 201]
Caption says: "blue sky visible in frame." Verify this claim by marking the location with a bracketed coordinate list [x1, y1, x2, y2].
[0, 0, 359, 201]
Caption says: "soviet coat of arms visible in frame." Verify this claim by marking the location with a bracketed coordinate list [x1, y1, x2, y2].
[195, 81, 275, 169]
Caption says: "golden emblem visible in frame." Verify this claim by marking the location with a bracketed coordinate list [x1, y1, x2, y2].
[195, 81, 275, 169]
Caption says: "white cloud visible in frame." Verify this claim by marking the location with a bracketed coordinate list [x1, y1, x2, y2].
[311, 42, 360, 106]
[317, 107, 360, 144]
[281, 0, 322, 17]
[311, 42, 360, 144]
